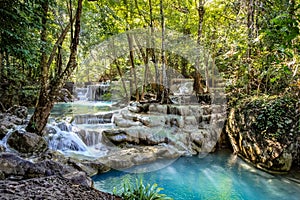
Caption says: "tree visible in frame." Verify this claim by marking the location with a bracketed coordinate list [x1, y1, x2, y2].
[26, 0, 83, 135]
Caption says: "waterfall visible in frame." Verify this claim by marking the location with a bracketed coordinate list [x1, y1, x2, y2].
[44, 86, 116, 158]
[84, 83, 110, 101]
[45, 111, 115, 157]
[47, 124, 88, 152]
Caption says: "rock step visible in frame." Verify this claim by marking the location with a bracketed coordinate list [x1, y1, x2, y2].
[73, 113, 113, 124]
[148, 104, 226, 116]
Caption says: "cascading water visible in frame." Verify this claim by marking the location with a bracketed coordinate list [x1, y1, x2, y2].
[75, 87, 88, 101]
[45, 86, 116, 158]
[47, 124, 88, 152]
[85, 82, 110, 101]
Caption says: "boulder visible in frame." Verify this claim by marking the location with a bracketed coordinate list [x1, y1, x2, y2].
[0, 153, 35, 179]
[0, 153, 75, 180]
[102, 129, 139, 145]
[7, 129, 48, 155]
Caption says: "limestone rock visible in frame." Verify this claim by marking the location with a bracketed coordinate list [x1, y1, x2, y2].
[149, 104, 168, 114]
[94, 146, 180, 170]
[226, 98, 299, 172]
[0, 153, 75, 180]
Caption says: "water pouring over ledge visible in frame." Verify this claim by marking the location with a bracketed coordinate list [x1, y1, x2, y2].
[42, 84, 118, 159]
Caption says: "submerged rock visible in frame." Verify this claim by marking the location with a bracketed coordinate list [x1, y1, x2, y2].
[95, 146, 180, 170]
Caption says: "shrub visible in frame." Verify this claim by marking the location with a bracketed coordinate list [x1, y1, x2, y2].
[114, 178, 173, 200]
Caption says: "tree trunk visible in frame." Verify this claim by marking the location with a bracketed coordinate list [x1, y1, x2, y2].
[26, 0, 49, 134]
[26, 0, 83, 135]
[246, 0, 255, 94]
[149, 0, 160, 96]
[134, 35, 149, 100]
[0, 52, 3, 79]
[160, 0, 169, 104]
[127, 33, 139, 101]
[111, 40, 129, 101]
[194, 0, 206, 95]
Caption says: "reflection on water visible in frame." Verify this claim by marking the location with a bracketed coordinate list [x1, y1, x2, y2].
[92, 150, 300, 200]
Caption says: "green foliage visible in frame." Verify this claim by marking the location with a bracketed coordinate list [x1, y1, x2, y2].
[101, 93, 112, 101]
[115, 178, 173, 200]
[1, 0, 299, 108]
[244, 95, 298, 140]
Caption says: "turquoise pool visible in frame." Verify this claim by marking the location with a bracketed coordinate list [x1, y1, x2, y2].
[92, 150, 300, 200]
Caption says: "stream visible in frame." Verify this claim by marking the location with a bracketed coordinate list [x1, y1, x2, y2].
[41, 84, 300, 199]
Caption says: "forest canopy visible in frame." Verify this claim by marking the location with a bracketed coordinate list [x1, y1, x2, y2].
[0, 0, 299, 110]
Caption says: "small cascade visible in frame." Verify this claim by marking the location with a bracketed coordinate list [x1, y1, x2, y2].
[85, 83, 110, 101]
[76, 129, 103, 146]
[169, 79, 195, 104]
[75, 87, 88, 101]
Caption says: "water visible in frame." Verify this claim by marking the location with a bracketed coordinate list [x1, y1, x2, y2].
[92, 150, 300, 200]
[50, 101, 113, 118]
[44, 100, 116, 158]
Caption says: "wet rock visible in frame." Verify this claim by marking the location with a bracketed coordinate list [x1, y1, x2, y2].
[76, 129, 102, 146]
[57, 122, 72, 132]
[80, 161, 111, 175]
[168, 105, 192, 116]
[103, 129, 139, 145]
[7, 130, 48, 155]
[0, 144, 5, 152]
[74, 113, 113, 124]
[114, 116, 143, 128]
[0, 125, 7, 140]
[95, 146, 180, 170]
[139, 115, 166, 127]
[0, 153, 34, 179]
[47, 130, 87, 152]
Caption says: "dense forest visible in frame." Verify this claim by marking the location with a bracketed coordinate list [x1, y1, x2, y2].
[0, 0, 299, 134]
